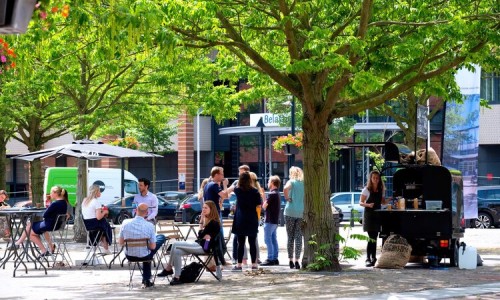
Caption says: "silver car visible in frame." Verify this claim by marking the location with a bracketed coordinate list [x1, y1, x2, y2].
[330, 192, 364, 223]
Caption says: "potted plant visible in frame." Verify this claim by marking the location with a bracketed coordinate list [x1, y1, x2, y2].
[272, 132, 303, 155]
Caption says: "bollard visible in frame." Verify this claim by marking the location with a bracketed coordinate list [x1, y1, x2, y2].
[350, 209, 355, 227]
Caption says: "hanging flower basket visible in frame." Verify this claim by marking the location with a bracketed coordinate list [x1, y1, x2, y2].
[283, 144, 300, 155]
[273, 132, 303, 154]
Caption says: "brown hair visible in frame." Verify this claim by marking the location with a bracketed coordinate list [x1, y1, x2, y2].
[366, 170, 385, 193]
[210, 166, 224, 178]
[203, 200, 221, 225]
[238, 172, 253, 191]
[238, 165, 250, 172]
[269, 176, 281, 189]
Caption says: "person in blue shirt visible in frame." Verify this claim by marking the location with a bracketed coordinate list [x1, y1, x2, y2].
[10, 186, 68, 257]
[283, 166, 304, 269]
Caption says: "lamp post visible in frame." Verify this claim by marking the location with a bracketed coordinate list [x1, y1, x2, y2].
[256, 117, 266, 186]
[284, 96, 296, 169]
[196, 108, 203, 192]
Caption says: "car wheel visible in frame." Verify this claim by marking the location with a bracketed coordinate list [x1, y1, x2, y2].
[475, 213, 492, 229]
[192, 213, 201, 224]
[117, 211, 132, 224]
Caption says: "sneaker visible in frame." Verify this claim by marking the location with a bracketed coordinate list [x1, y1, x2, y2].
[170, 278, 183, 286]
[251, 265, 259, 270]
[260, 260, 275, 266]
[141, 280, 154, 288]
[295, 261, 300, 269]
[102, 249, 112, 255]
[231, 266, 242, 271]
[157, 269, 173, 277]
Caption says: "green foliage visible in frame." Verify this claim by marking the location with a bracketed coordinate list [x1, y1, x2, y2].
[306, 234, 334, 271]
[337, 226, 371, 262]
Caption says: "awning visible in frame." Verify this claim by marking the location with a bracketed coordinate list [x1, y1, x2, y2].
[218, 125, 292, 136]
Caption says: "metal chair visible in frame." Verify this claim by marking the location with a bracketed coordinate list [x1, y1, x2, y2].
[40, 214, 73, 267]
[191, 233, 223, 282]
[80, 216, 108, 268]
[124, 238, 157, 289]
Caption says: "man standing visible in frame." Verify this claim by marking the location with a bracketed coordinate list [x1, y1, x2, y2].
[260, 176, 281, 266]
[133, 178, 158, 224]
[119, 203, 166, 288]
[203, 167, 228, 214]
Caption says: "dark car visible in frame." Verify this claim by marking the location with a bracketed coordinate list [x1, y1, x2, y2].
[174, 195, 231, 224]
[475, 186, 500, 228]
[107, 195, 180, 224]
[156, 191, 193, 201]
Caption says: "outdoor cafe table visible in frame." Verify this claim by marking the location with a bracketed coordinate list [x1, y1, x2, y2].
[173, 223, 199, 241]
[0, 208, 48, 277]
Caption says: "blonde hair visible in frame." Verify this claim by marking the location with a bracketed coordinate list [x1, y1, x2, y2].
[198, 178, 210, 200]
[289, 166, 304, 181]
[83, 184, 101, 206]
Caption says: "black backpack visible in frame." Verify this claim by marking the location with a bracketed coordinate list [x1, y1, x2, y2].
[179, 262, 203, 283]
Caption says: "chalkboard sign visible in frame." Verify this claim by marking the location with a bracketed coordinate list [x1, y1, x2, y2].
[416, 105, 428, 139]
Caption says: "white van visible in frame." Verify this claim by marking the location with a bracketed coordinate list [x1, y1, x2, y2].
[43, 167, 139, 206]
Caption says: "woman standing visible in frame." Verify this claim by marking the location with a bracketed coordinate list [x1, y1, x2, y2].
[0, 190, 11, 240]
[82, 184, 112, 255]
[359, 170, 386, 267]
[157, 200, 221, 285]
[10, 186, 68, 256]
[232, 172, 262, 270]
[283, 166, 304, 269]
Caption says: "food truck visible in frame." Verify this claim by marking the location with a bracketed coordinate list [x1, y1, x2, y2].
[337, 142, 465, 266]
[378, 163, 465, 266]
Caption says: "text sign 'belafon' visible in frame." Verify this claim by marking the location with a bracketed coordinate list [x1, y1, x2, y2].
[250, 113, 290, 127]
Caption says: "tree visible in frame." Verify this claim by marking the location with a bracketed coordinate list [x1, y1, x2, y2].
[158, 0, 499, 270]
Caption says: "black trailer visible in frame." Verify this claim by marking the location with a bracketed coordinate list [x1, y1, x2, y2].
[377, 164, 465, 266]
[335, 142, 465, 266]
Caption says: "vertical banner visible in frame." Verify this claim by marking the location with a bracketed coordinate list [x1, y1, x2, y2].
[442, 67, 480, 219]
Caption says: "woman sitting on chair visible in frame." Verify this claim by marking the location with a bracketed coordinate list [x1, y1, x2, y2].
[157, 200, 221, 285]
[82, 184, 113, 255]
[10, 186, 68, 257]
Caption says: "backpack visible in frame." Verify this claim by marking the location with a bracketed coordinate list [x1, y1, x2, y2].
[179, 262, 203, 283]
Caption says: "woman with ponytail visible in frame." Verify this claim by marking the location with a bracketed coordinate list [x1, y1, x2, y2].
[82, 184, 112, 254]
[9, 186, 68, 257]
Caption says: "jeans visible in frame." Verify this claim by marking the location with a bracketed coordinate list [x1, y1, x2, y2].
[263, 223, 278, 261]
[169, 241, 206, 277]
[126, 234, 166, 282]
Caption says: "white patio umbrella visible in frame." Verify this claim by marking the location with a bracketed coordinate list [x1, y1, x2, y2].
[12, 139, 161, 161]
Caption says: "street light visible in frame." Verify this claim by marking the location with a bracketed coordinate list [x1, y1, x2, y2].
[284, 96, 296, 168]
[196, 108, 203, 192]
[256, 117, 266, 186]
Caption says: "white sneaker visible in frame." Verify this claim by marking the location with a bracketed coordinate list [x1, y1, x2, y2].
[102, 249, 112, 255]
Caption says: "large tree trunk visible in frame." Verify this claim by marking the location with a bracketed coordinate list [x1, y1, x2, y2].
[29, 160, 44, 206]
[73, 159, 88, 242]
[301, 109, 341, 271]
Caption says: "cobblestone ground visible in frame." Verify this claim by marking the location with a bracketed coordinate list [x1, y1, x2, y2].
[0, 225, 499, 299]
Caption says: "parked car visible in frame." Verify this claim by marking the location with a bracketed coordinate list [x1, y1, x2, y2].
[174, 195, 231, 224]
[156, 191, 193, 202]
[330, 192, 364, 223]
[107, 195, 180, 224]
[475, 186, 500, 228]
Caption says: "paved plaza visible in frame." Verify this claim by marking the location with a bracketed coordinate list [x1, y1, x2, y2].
[0, 224, 499, 299]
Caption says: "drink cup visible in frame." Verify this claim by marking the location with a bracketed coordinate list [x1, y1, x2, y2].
[413, 198, 419, 209]
[387, 205, 392, 211]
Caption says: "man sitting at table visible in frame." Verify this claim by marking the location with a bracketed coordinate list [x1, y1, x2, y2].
[119, 203, 166, 288]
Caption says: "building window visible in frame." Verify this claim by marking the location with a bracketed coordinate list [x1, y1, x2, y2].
[481, 72, 500, 104]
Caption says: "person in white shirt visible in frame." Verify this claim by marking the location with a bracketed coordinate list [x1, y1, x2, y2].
[82, 184, 112, 254]
[133, 178, 158, 224]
